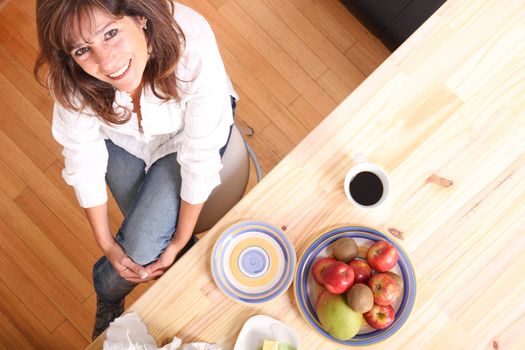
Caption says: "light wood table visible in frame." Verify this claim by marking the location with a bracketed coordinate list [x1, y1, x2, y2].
[88, 0, 525, 348]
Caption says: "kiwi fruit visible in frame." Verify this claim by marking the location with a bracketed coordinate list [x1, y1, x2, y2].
[346, 283, 374, 313]
[332, 237, 358, 262]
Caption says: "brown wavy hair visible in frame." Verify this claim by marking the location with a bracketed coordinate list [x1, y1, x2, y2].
[34, 0, 185, 124]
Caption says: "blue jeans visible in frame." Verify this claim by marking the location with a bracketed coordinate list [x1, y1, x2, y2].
[92, 144, 183, 302]
[93, 98, 236, 303]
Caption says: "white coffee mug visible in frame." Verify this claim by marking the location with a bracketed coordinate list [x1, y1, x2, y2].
[344, 154, 390, 209]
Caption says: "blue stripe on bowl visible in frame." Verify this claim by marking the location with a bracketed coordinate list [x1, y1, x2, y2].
[211, 221, 296, 304]
[294, 226, 416, 346]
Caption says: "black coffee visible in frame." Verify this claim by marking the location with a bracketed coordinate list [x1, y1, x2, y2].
[349, 171, 383, 206]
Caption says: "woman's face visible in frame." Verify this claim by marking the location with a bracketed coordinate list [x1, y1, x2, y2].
[69, 8, 149, 96]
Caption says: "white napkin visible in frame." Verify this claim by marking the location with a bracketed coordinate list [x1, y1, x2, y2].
[103, 312, 222, 350]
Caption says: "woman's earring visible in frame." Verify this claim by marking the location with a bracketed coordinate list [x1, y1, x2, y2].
[143, 19, 148, 30]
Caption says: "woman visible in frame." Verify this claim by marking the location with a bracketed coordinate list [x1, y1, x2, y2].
[34, 0, 235, 339]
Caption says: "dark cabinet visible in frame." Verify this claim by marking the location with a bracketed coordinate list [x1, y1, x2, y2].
[341, 0, 446, 50]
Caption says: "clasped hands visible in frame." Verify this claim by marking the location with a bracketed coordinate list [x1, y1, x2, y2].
[105, 240, 182, 283]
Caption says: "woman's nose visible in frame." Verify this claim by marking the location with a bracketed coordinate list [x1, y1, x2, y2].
[93, 46, 115, 71]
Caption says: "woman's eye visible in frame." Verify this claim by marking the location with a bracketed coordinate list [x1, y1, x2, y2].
[74, 47, 89, 56]
[104, 29, 118, 40]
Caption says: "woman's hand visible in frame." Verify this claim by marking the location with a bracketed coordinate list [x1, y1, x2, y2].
[144, 242, 181, 278]
[85, 203, 151, 283]
[104, 241, 151, 283]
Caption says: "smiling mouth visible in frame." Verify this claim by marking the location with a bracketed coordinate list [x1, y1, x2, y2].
[107, 59, 131, 80]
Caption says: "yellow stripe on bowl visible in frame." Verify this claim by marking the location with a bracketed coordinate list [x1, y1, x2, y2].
[229, 237, 279, 288]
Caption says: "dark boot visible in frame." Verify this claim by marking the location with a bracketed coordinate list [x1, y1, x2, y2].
[91, 297, 125, 341]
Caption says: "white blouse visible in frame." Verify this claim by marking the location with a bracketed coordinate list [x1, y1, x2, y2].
[52, 3, 235, 208]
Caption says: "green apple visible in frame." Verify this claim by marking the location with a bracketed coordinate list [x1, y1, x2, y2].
[315, 290, 363, 340]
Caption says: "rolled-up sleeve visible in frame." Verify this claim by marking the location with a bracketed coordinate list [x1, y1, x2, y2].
[52, 102, 109, 208]
[177, 45, 233, 204]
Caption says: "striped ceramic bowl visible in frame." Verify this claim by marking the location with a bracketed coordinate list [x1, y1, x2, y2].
[211, 221, 296, 304]
[294, 226, 416, 346]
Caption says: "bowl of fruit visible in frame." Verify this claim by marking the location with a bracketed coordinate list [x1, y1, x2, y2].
[293, 226, 416, 346]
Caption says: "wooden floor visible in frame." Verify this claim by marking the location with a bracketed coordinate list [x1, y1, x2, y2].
[0, 0, 389, 348]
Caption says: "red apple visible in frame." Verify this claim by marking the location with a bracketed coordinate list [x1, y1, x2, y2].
[366, 240, 399, 272]
[322, 261, 355, 294]
[363, 304, 395, 329]
[348, 259, 373, 284]
[311, 257, 337, 285]
[385, 271, 404, 292]
[368, 273, 401, 306]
